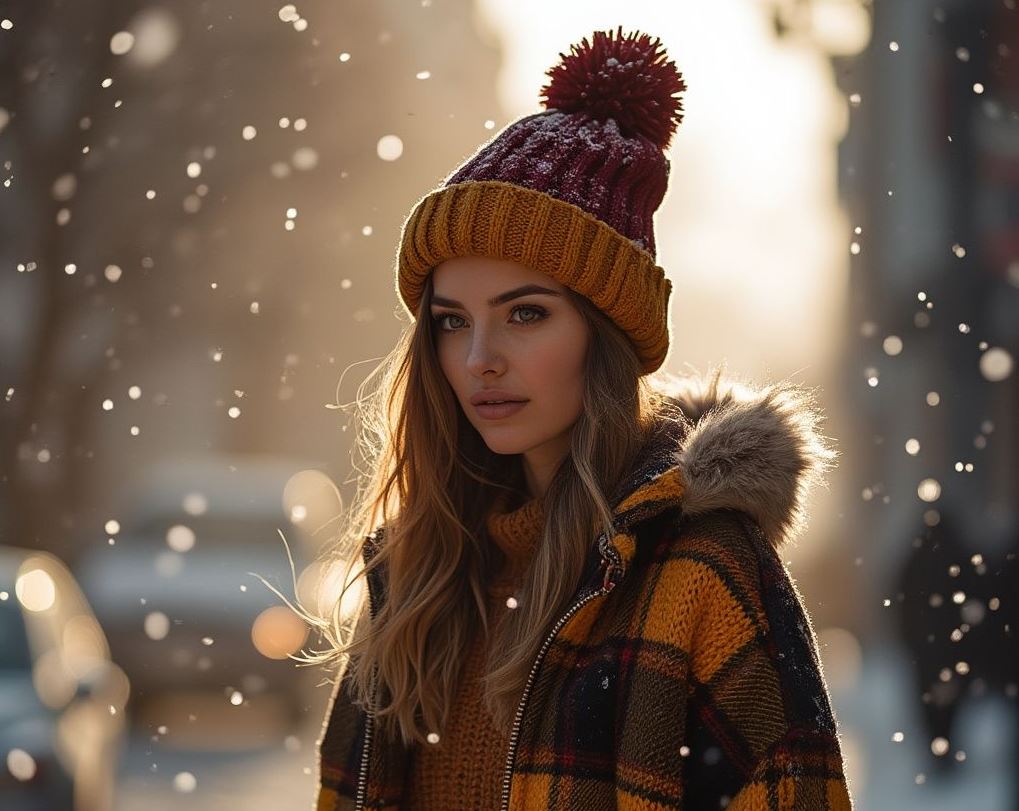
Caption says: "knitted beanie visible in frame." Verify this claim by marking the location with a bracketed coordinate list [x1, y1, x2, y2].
[395, 26, 686, 374]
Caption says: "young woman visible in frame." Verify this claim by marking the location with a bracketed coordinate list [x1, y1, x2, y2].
[309, 27, 854, 811]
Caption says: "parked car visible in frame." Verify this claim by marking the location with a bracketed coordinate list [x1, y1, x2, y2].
[74, 452, 330, 733]
[0, 546, 129, 811]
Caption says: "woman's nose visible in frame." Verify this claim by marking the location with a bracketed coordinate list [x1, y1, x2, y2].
[465, 329, 506, 377]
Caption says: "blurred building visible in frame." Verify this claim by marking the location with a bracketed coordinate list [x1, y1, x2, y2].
[825, 0, 1019, 804]
[829, 0, 1018, 627]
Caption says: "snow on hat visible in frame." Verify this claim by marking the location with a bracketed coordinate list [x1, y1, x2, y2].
[396, 26, 686, 374]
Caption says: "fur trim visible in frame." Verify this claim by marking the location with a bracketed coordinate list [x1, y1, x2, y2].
[646, 365, 839, 549]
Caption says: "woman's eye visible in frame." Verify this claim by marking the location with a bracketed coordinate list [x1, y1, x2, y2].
[510, 305, 547, 324]
[432, 313, 466, 331]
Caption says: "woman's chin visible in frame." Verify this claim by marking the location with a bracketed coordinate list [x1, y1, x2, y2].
[480, 437, 527, 455]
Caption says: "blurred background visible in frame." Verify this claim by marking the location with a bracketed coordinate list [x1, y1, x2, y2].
[0, 0, 1016, 808]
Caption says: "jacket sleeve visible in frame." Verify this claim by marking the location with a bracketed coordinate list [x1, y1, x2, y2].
[682, 512, 854, 810]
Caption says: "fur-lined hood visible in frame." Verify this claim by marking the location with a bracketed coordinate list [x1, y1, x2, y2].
[605, 367, 839, 557]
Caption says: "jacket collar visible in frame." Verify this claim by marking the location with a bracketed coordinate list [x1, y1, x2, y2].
[601, 367, 839, 577]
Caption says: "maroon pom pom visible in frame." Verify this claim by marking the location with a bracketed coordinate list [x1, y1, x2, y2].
[539, 26, 687, 150]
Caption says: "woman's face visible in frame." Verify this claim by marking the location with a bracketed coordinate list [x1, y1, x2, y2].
[430, 256, 589, 493]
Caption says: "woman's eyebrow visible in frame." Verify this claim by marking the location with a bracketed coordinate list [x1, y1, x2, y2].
[430, 284, 562, 309]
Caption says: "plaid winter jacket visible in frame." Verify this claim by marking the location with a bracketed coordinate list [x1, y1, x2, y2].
[315, 373, 855, 810]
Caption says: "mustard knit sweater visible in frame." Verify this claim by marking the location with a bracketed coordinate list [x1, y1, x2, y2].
[403, 491, 544, 810]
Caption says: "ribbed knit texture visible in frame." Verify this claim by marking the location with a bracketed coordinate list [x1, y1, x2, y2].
[403, 491, 545, 810]
[397, 179, 672, 374]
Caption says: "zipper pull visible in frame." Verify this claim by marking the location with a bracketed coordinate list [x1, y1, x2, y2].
[596, 532, 621, 593]
[601, 558, 620, 593]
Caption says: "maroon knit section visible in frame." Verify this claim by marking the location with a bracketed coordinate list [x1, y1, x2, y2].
[445, 110, 667, 259]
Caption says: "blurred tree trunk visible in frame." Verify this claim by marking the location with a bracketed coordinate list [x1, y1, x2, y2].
[0, 0, 139, 557]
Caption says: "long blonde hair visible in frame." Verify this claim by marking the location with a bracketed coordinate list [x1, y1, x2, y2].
[291, 273, 676, 746]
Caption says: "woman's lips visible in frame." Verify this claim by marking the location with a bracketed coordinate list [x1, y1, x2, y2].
[473, 400, 528, 419]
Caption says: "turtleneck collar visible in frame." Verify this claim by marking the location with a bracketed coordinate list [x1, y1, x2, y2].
[485, 489, 544, 594]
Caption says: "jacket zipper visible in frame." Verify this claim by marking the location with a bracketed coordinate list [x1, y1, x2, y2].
[355, 532, 624, 811]
[499, 534, 622, 811]
[354, 669, 376, 810]
[355, 553, 378, 811]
